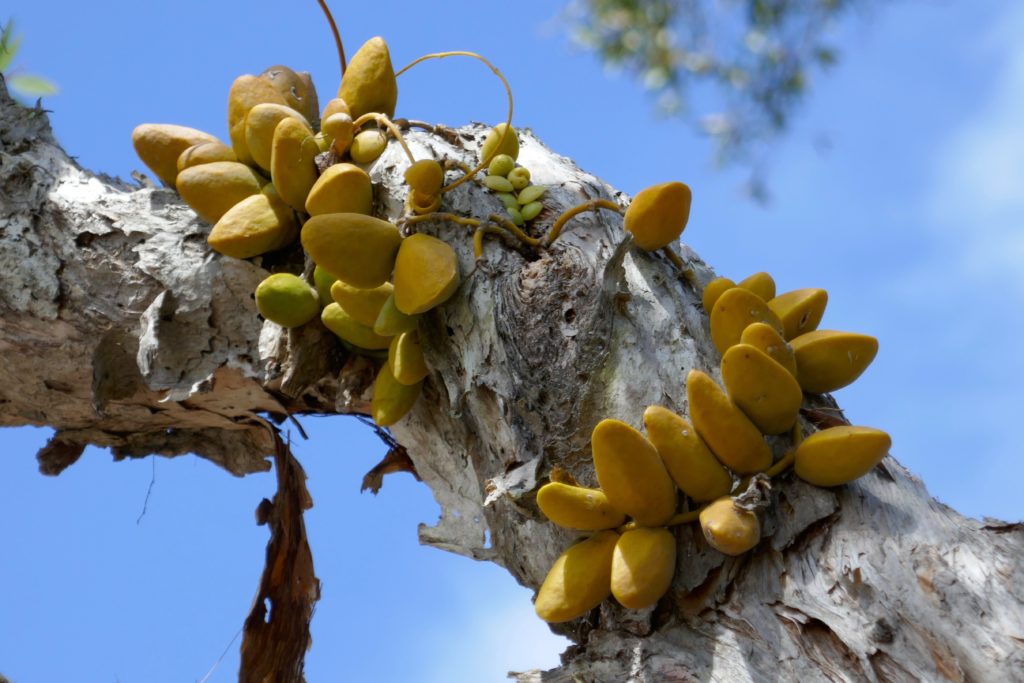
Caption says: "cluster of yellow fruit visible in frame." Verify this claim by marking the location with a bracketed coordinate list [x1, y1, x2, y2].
[532, 271, 891, 623]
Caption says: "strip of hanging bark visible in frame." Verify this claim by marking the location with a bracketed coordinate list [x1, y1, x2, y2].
[361, 446, 421, 494]
[239, 432, 319, 683]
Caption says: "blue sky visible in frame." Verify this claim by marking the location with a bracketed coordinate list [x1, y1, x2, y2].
[2, 1, 1022, 681]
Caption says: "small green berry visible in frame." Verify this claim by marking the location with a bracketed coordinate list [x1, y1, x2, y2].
[488, 154, 515, 178]
[517, 184, 546, 205]
[495, 192, 519, 210]
[507, 166, 530, 191]
[485, 175, 515, 193]
[507, 206, 525, 226]
[521, 201, 543, 221]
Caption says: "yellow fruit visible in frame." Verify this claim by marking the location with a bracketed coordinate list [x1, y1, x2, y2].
[738, 272, 776, 301]
[699, 496, 760, 556]
[301, 213, 402, 289]
[245, 102, 311, 172]
[305, 163, 373, 216]
[373, 294, 420, 336]
[610, 528, 676, 610]
[642, 406, 732, 502]
[536, 482, 626, 530]
[131, 123, 221, 188]
[702, 277, 736, 311]
[371, 363, 421, 426]
[255, 273, 319, 328]
[349, 129, 388, 164]
[176, 141, 236, 172]
[591, 419, 677, 526]
[313, 265, 338, 306]
[207, 184, 297, 259]
[261, 65, 320, 124]
[322, 97, 351, 120]
[405, 159, 445, 196]
[623, 181, 692, 251]
[330, 280, 393, 327]
[393, 234, 460, 315]
[338, 36, 398, 119]
[740, 322, 797, 376]
[227, 74, 289, 165]
[686, 370, 772, 474]
[480, 123, 519, 163]
[388, 331, 430, 386]
[321, 303, 392, 350]
[271, 117, 319, 212]
[720, 344, 803, 435]
[790, 330, 878, 393]
[176, 161, 266, 224]
[534, 531, 618, 623]
[487, 153, 515, 178]
[768, 288, 829, 341]
[321, 112, 355, 156]
[709, 286, 785, 355]
[794, 426, 891, 487]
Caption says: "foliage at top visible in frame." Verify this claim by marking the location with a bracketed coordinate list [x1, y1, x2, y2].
[1, 20, 58, 102]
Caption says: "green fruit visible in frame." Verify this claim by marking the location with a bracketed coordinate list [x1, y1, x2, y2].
[132, 123, 221, 188]
[702, 277, 736, 311]
[740, 322, 797, 376]
[371, 363, 421, 426]
[321, 303, 392, 350]
[349, 129, 387, 164]
[517, 184, 546, 205]
[507, 166, 530, 191]
[686, 369, 772, 474]
[610, 528, 676, 610]
[338, 36, 398, 119]
[305, 163, 373, 216]
[484, 175, 514, 193]
[535, 531, 618, 623]
[207, 184, 297, 259]
[176, 161, 266, 224]
[790, 330, 878, 393]
[738, 272, 776, 301]
[271, 117, 320, 212]
[591, 419, 677, 526]
[480, 123, 519, 163]
[495, 192, 519, 210]
[623, 181, 692, 251]
[768, 288, 829, 341]
[642, 406, 732, 502]
[699, 496, 760, 556]
[373, 293, 420, 336]
[330, 280, 393, 327]
[536, 482, 626, 530]
[245, 102, 311, 172]
[520, 201, 543, 221]
[720, 344, 803, 435]
[176, 141, 236, 173]
[709, 286, 785, 355]
[301, 213, 402, 289]
[227, 74, 290, 165]
[388, 330, 430, 385]
[261, 65, 320, 124]
[393, 234, 460, 315]
[506, 207, 525, 226]
[405, 159, 445, 196]
[313, 265, 338, 306]
[487, 154, 515, 178]
[794, 426, 891, 487]
[255, 273, 319, 328]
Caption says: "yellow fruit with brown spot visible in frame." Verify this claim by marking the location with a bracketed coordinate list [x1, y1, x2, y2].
[176, 161, 267, 224]
[393, 234, 460, 315]
[305, 163, 372, 216]
[338, 37, 398, 119]
[261, 65, 320, 124]
[534, 531, 618, 623]
[721, 344, 803, 435]
[321, 303, 392, 350]
[301, 213, 402, 289]
[271, 117, 319, 212]
[642, 406, 732, 502]
[768, 288, 829, 341]
[207, 184, 297, 259]
[227, 74, 289, 165]
[686, 370, 772, 474]
[536, 482, 626, 530]
[245, 102, 311, 172]
[371, 364, 421, 426]
[794, 425, 891, 487]
[623, 181, 692, 251]
[740, 322, 797, 376]
[591, 419, 677, 526]
[702, 277, 736, 311]
[738, 272, 776, 301]
[790, 330, 878, 393]
[388, 330, 430, 385]
[710, 286, 785, 355]
[330, 280, 392, 327]
[610, 528, 676, 610]
[176, 141, 236, 173]
[699, 496, 760, 555]
[132, 124, 221, 188]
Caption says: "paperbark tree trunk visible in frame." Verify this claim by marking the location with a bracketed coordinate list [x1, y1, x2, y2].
[2, 77, 1022, 683]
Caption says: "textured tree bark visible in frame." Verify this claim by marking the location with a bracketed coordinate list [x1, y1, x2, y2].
[2, 77, 1022, 682]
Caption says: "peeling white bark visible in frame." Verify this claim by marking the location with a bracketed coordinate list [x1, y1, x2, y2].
[2, 77, 1021, 682]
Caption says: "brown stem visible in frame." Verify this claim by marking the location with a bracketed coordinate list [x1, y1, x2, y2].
[316, 0, 347, 77]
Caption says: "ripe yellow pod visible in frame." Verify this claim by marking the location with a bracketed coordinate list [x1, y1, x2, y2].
[738, 271, 776, 301]
[536, 482, 626, 531]
[480, 123, 520, 163]
[255, 273, 319, 328]
[306, 163, 372, 216]
[176, 141, 236, 173]
[790, 330, 879, 393]
[349, 129, 388, 164]
[371, 364, 422, 426]
[720, 344, 803, 435]
[610, 528, 676, 610]
[623, 181, 692, 251]
[207, 184, 297, 259]
[388, 331, 430, 385]
[534, 530, 618, 623]
[794, 426, 891, 487]
[393, 234, 461, 315]
[261, 65, 320, 124]
[710, 286, 784, 355]
[132, 124, 222, 188]
[227, 74, 289, 165]
[245, 102, 311, 172]
[373, 293, 420, 336]
[686, 370, 772, 474]
[322, 97, 351, 120]
[301, 213, 402, 289]
[321, 303, 392, 350]
[702, 277, 736, 311]
[699, 496, 760, 555]
[339, 36, 398, 119]
[321, 112, 354, 156]
[176, 161, 266, 224]
[740, 322, 797, 376]
[313, 265, 338, 306]
[405, 159, 445, 196]
[271, 117, 319, 212]
[591, 419, 677, 526]
[642, 406, 732, 502]
[330, 280, 393, 327]
[768, 288, 829, 341]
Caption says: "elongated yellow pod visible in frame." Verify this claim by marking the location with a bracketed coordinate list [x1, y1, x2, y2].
[642, 406, 732, 502]
[245, 102, 311, 172]
[176, 141, 236, 172]
[176, 161, 266, 224]
[702, 277, 736, 311]
[271, 117, 319, 212]
[321, 303, 392, 350]
[393, 234, 460, 315]
[371, 364, 421, 426]
[790, 330, 878, 393]
[227, 74, 289, 165]
[373, 293, 420, 336]
[305, 163, 372, 216]
[261, 65, 320, 124]
[740, 322, 797, 376]
[535, 531, 618, 623]
[794, 426, 891, 487]
[610, 528, 676, 610]
[339, 37, 398, 119]
[330, 280, 393, 327]
[388, 331, 430, 385]
[686, 370, 772, 474]
[132, 124, 222, 188]
[207, 184, 297, 259]
[710, 286, 784, 355]
[623, 181, 692, 251]
[591, 419, 677, 526]
[536, 482, 626, 530]
[699, 496, 760, 556]
[255, 273, 319, 328]
[720, 344, 803, 435]
[768, 288, 828, 341]
[738, 272, 776, 301]
[301, 213, 402, 289]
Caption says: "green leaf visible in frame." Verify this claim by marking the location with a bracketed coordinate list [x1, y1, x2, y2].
[0, 19, 15, 50]
[9, 73, 57, 96]
[0, 34, 22, 72]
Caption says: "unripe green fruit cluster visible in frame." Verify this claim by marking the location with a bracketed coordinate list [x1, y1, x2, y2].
[478, 126, 546, 226]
